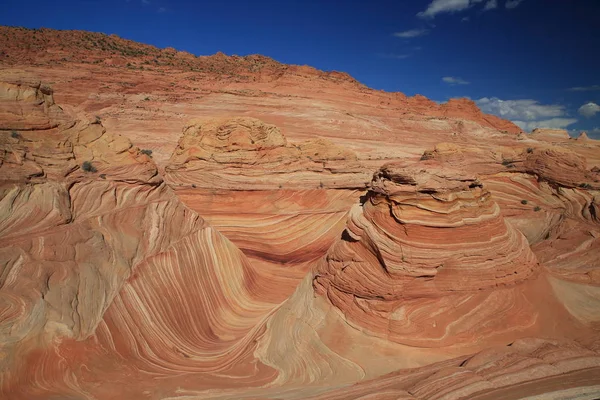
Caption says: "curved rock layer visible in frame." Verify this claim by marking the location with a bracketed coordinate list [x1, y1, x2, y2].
[306, 338, 600, 400]
[165, 117, 370, 190]
[174, 188, 360, 297]
[0, 27, 532, 170]
[2, 41, 600, 399]
[313, 162, 584, 348]
[0, 74, 281, 398]
[482, 173, 600, 283]
[165, 117, 370, 285]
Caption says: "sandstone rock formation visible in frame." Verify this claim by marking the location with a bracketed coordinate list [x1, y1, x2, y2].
[165, 117, 369, 190]
[529, 128, 571, 142]
[1, 28, 600, 400]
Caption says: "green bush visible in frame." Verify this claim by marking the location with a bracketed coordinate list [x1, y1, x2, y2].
[140, 149, 153, 157]
[526, 147, 533, 153]
[81, 161, 97, 173]
[11, 130, 20, 139]
[521, 200, 528, 205]
[533, 206, 541, 212]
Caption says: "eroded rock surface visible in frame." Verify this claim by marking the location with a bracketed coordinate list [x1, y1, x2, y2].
[1, 28, 600, 400]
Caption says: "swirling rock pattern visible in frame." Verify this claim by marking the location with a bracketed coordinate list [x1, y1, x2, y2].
[165, 117, 370, 190]
[312, 162, 587, 350]
[1, 35, 600, 399]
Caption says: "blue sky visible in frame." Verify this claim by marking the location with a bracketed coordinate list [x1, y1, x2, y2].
[2, 0, 599, 137]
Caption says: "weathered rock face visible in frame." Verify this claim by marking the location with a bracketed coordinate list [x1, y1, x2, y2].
[0, 74, 282, 399]
[306, 338, 600, 400]
[530, 128, 571, 141]
[165, 117, 369, 190]
[312, 162, 560, 348]
[2, 28, 600, 400]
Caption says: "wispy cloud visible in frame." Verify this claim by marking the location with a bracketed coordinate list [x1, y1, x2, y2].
[417, 0, 485, 19]
[158, 7, 166, 12]
[579, 102, 600, 118]
[141, 0, 150, 4]
[378, 53, 412, 60]
[393, 29, 430, 38]
[476, 97, 577, 131]
[442, 76, 470, 85]
[505, 0, 525, 9]
[568, 85, 600, 92]
[483, 0, 498, 11]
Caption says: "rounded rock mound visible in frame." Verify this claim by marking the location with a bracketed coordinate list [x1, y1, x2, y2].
[314, 161, 546, 347]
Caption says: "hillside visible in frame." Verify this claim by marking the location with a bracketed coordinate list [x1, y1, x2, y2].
[1, 26, 600, 400]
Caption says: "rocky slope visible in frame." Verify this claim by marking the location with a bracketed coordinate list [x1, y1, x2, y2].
[1, 27, 600, 400]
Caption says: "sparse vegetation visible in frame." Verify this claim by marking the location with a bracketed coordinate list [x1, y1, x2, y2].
[99, 174, 106, 179]
[144, 96, 150, 101]
[140, 149, 153, 157]
[521, 200, 528, 205]
[579, 183, 592, 189]
[533, 206, 541, 212]
[420, 151, 434, 161]
[501, 159, 514, 167]
[81, 161, 97, 173]
[526, 147, 533, 153]
[191, 184, 196, 188]
[93, 115, 101, 124]
[11, 130, 20, 139]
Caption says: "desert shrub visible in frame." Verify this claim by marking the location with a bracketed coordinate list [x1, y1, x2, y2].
[579, 183, 592, 189]
[420, 151, 434, 161]
[521, 200, 528, 205]
[526, 147, 533, 153]
[81, 161, 97, 173]
[140, 149, 153, 157]
[501, 159, 513, 167]
[99, 174, 106, 179]
[11, 130, 20, 139]
[533, 206, 541, 212]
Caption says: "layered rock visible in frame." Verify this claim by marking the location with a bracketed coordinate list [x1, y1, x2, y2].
[307, 338, 600, 400]
[165, 117, 369, 190]
[312, 162, 571, 348]
[2, 28, 600, 400]
[529, 128, 571, 142]
[0, 74, 281, 399]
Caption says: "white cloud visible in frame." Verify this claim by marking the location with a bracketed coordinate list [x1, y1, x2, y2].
[578, 102, 600, 118]
[443, 76, 470, 85]
[587, 127, 600, 139]
[484, 0, 498, 11]
[158, 7, 166, 12]
[461, 16, 470, 21]
[476, 97, 566, 120]
[378, 53, 412, 59]
[568, 85, 600, 92]
[417, 0, 471, 18]
[393, 29, 430, 38]
[475, 97, 579, 132]
[505, 0, 525, 9]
